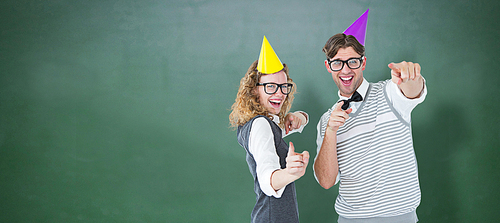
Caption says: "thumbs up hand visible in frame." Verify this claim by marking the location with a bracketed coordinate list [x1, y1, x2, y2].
[285, 142, 310, 178]
[327, 101, 352, 132]
[271, 142, 310, 191]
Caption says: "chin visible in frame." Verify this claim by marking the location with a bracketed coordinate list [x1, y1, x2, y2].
[270, 109, 281, 115]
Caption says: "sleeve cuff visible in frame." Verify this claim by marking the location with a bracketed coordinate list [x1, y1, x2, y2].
[297, 111, 309, 126]
[389, 78, 427, 102]
[259, 168, 285, 198]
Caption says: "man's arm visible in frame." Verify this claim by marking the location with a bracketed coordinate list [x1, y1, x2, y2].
[314, 127, 339, 189]
[314, 102, 351, 189]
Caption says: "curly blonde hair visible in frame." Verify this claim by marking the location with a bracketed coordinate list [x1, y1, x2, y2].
[229, 60, 295, 129]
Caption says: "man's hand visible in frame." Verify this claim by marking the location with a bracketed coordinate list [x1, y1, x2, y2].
[388, 61, 424, 99]
[388, 61, 421, 85]
[327, 101, 352, 132]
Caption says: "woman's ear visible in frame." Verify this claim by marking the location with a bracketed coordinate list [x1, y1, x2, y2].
[252, 86, 258, 96]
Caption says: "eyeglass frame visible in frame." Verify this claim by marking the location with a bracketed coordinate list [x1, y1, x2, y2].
[256, 82, 294, 95]
[326, 56, 365, 71]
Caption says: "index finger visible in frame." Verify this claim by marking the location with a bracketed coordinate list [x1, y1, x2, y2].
[334, 101, 344, 111]
[388, 62, 400, 72]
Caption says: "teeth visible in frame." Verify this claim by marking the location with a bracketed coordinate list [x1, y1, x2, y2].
[340, 76, 353, 81]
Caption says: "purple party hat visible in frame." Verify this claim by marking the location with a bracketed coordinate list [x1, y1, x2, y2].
[343, 9, 369, 45]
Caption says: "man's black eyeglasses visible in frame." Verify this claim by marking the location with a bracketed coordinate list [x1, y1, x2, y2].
[256, 83, 293, 95]
[327, 56, 364, 71]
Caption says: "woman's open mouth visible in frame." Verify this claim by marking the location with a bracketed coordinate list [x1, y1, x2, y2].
[269, 99, 282, 109]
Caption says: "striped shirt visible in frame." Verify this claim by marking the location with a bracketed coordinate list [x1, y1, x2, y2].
[316, 79, 425, 219]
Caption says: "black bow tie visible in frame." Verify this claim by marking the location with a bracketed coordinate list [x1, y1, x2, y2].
[340, 91, 363, 110]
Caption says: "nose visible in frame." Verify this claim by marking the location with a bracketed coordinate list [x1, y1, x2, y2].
[274, 88, 285, 96]
[340, 63, 353, 74]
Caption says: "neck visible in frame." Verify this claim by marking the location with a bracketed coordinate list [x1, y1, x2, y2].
[340, 90, 357, 98]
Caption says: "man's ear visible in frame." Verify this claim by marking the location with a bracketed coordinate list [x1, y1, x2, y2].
[324, 60, 332, 72]
[361, 56, 367, 71]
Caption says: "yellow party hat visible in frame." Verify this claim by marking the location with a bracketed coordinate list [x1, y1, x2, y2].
[257, 36, 284, 74]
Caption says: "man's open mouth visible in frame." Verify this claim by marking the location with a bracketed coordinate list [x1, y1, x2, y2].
[340, 76, 353, 86]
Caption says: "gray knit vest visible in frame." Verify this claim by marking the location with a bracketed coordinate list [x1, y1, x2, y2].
[237, 115, 300, 223]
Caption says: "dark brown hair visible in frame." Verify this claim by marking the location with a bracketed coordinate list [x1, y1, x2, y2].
[322, 33, 365, 59]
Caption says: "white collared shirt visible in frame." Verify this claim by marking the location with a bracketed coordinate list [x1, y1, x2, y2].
[248, 113, 309, 198]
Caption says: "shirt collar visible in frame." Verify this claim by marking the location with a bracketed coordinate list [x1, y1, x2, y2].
[270, 114, 280, 123]
[338, 78, 368, 100]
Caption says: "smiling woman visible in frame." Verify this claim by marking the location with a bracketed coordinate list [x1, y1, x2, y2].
[228, 36, 310, 223]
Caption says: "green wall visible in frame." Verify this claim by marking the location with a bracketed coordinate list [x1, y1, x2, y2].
[1, 0, 499, 222]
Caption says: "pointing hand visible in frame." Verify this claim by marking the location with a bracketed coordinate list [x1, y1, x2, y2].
[327, 101, 352, 132]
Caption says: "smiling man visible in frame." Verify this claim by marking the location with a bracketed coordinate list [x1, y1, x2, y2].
[313, 9, 427, 223]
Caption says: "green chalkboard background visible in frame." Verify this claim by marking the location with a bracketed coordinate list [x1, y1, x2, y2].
[1, 0, 499, 222]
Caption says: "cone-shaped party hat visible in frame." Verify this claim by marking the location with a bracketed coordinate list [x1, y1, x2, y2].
[343, 9, 369, 45]
[257, 36, 284, 74]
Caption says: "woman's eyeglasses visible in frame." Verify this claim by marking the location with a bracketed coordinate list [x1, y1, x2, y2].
[256, 83, 293, 95]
